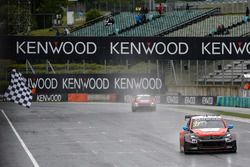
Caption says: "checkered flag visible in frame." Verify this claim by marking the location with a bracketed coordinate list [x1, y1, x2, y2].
[4, 69, 32, 108]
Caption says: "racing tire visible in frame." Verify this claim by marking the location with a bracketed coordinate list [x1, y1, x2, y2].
[231, 149, 237, 153]
[231, 143, 237, 153]
[183, 140, 190, 154]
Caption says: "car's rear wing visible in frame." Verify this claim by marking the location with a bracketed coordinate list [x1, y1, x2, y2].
[185, 114, 221, 120]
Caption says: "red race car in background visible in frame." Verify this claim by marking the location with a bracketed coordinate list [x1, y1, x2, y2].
[131, 95, 156, 112]
[179, 115, 237, 154]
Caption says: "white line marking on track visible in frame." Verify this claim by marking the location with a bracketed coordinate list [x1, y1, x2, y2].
[1, 109, 40, 167]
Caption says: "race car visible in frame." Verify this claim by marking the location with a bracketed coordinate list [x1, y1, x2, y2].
[179, 115, 237, 153]
[131, 95, 156, 112]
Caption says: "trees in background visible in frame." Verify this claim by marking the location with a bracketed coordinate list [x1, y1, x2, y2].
[85, 9, 102, 22]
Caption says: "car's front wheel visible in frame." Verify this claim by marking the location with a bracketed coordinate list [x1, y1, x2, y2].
[183, 139, 190, 154]
[231, 142, 237, 153]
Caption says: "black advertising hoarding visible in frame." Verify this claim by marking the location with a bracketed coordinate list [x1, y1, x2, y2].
[25, 74, 165, 94]
[1, 36, 250, 60]
[164, 95, 216, 106]
[33, 94, 67, 102]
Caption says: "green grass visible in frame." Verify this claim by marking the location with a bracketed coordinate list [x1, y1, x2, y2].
[175, 106, 250, 119]
[30, 28, 63, 36]
[213, 110, 250, 119]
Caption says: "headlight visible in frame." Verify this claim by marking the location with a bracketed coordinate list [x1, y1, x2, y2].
[190, 134, 197, 139]
[224, 133, 232, 142]
[190, 134, 198, 144]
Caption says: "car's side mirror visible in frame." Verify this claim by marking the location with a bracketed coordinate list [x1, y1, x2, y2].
[183, 125, 189, 131]
[228, 124, 234, 129]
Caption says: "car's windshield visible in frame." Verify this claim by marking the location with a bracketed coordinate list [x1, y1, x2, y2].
[191, 119, 225, 129]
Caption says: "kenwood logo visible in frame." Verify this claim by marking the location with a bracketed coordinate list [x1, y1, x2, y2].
[110, 42, 189, 55]
[16, 41, 97, 55]
[202, 42, 250, 55]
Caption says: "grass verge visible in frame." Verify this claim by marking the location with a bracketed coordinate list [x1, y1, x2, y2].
[172, 106, 250, 119]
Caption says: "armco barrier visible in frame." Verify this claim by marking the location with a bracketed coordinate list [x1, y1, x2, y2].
[216, 96, 250, 108]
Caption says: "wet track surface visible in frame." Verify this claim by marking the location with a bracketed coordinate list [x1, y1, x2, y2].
[0, 102, 250, 167]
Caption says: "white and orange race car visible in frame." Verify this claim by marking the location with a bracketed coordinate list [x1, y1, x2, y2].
[179, 115, 237, 153]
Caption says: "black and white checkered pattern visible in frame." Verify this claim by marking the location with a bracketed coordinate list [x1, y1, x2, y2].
[4, 69, 32, 108]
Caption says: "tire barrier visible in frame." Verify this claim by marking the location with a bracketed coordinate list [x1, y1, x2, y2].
[216, 96, 250, 108]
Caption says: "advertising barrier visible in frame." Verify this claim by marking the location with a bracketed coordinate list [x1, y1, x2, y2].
[2, 37, 250, 60]
[164, 95, 216, 106]
[216, 96, 250, 108]
[33, 93, 117, 102]
[33, 94, 67, 102]
[25, 74, 165, 94]
[122, 95, 216, 105]
[68, 93, 88, 102]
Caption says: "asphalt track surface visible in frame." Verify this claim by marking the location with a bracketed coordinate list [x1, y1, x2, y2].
[1, 102, 250, 167]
